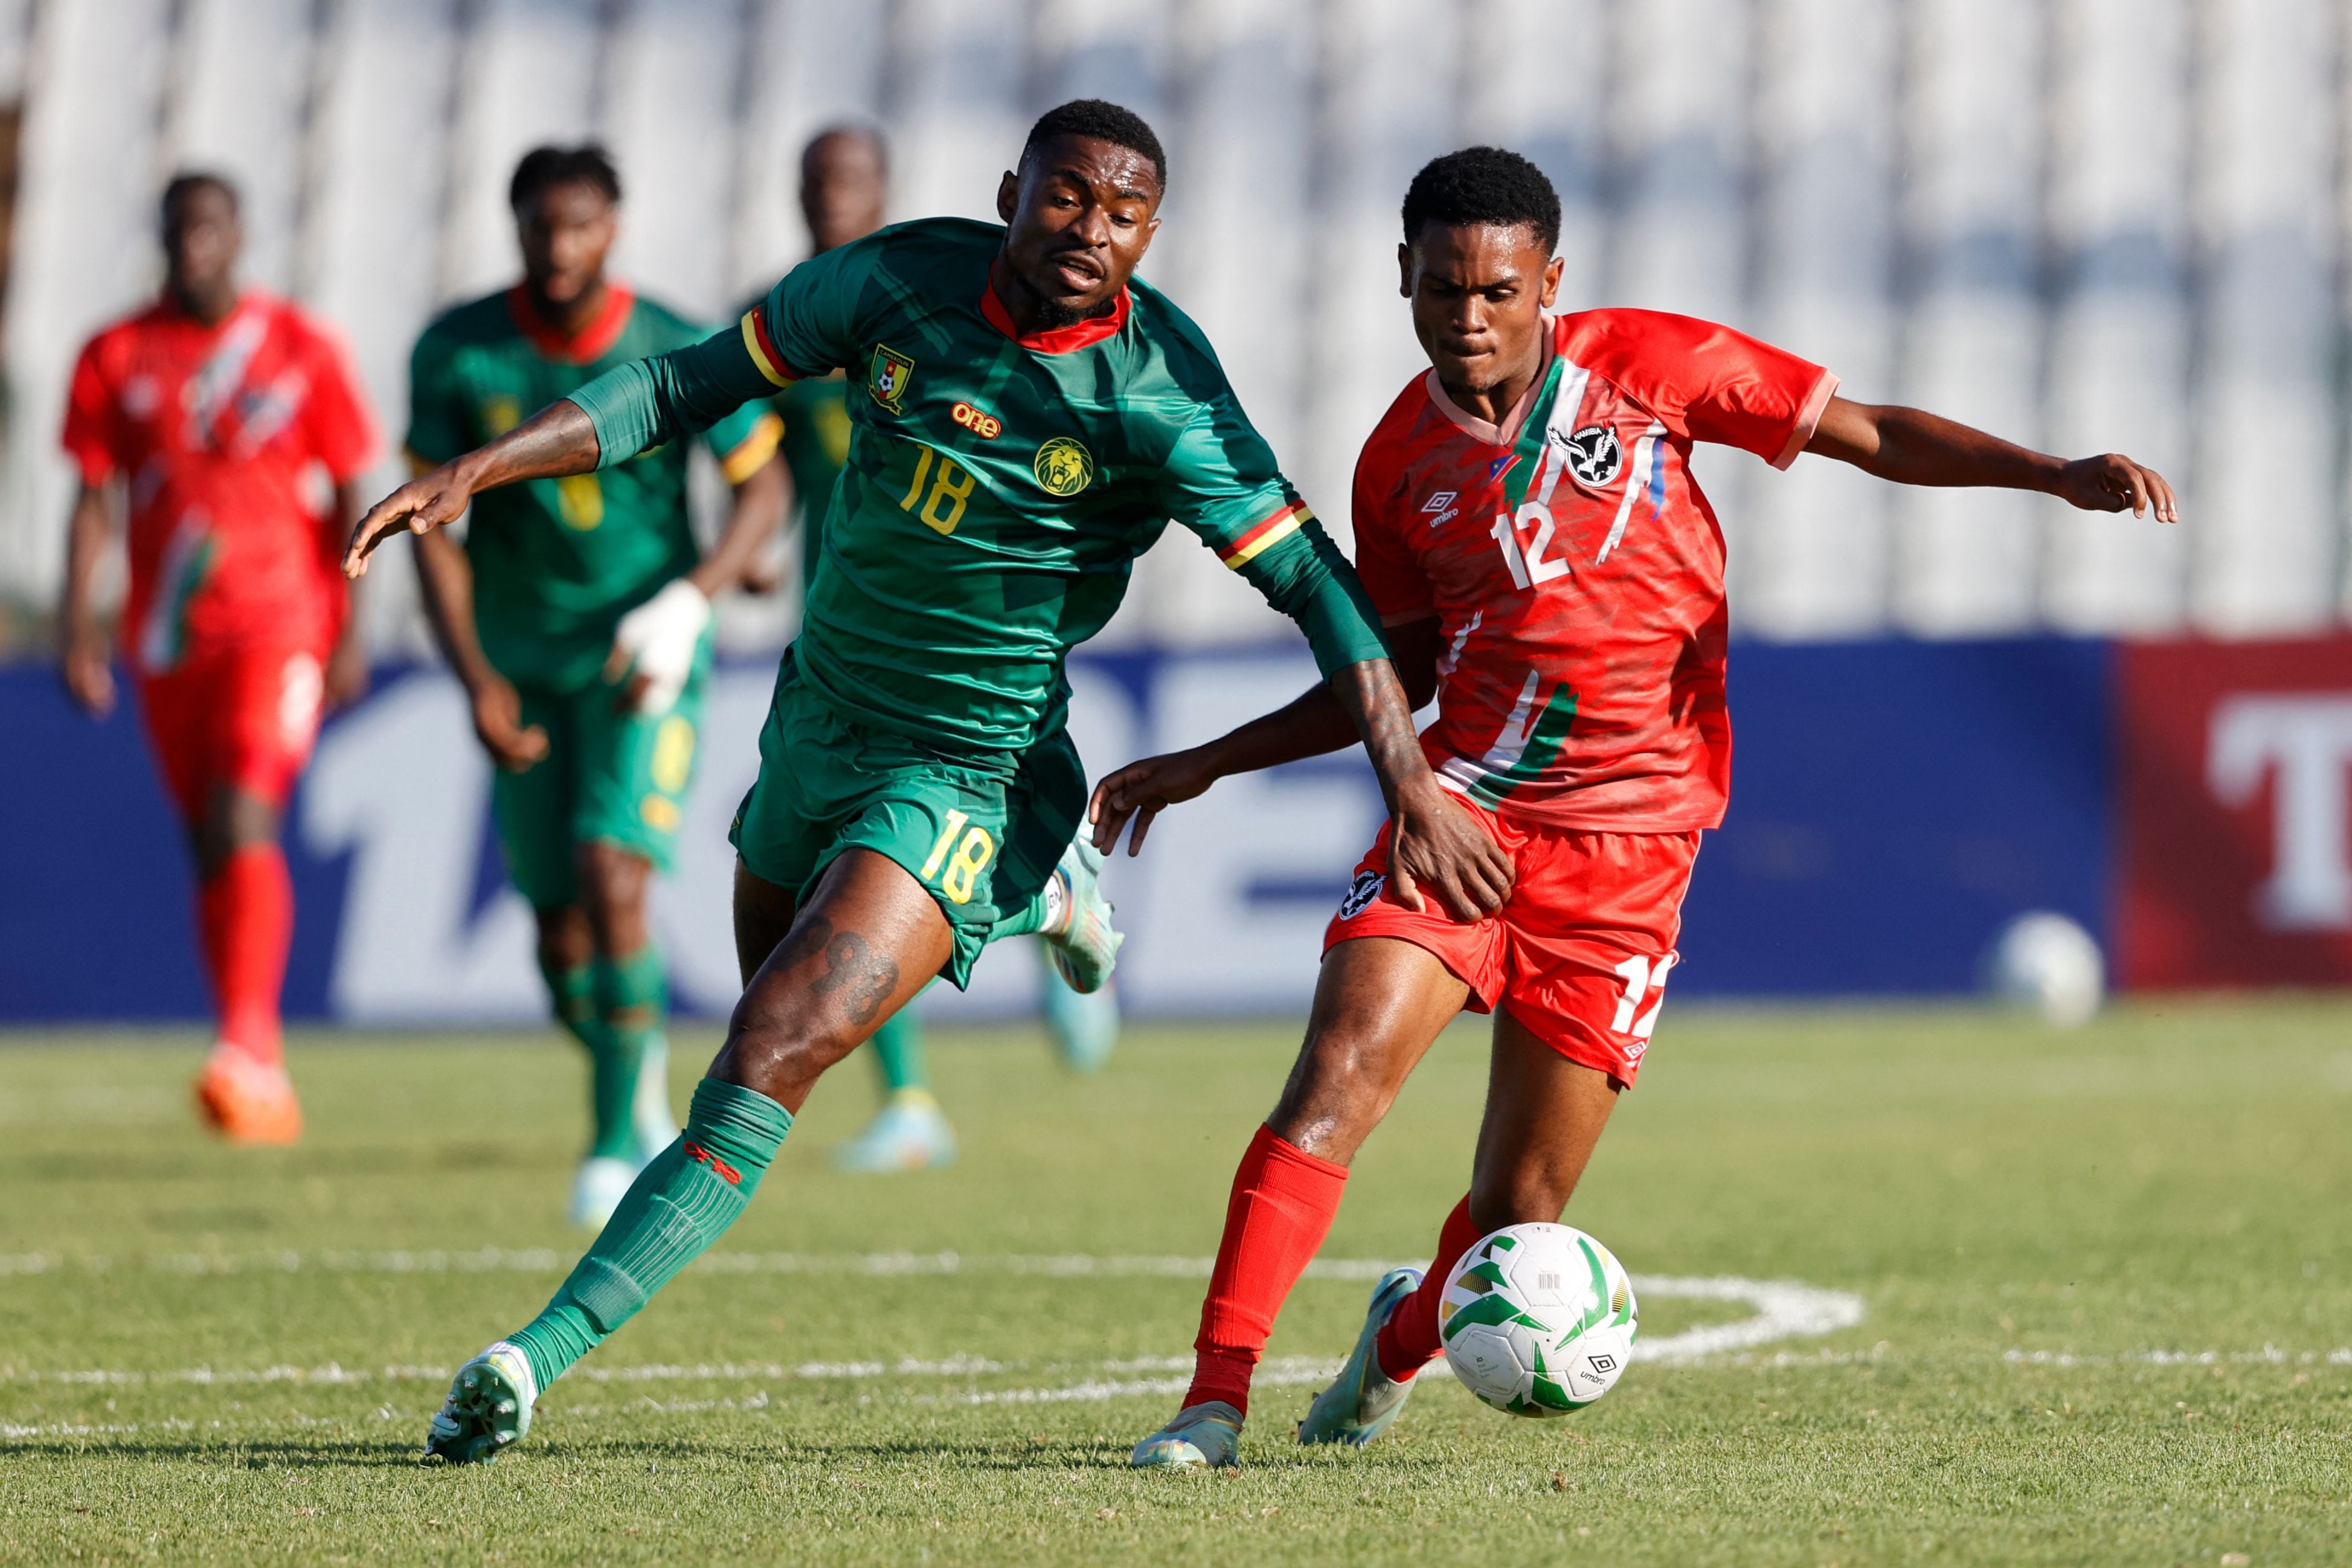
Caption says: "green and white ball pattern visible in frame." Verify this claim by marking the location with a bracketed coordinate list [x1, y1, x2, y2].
[1439, 1223, 1639, 1417]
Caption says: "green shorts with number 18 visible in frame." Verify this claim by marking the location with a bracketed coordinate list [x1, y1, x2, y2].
[727, 651, 1084, 988]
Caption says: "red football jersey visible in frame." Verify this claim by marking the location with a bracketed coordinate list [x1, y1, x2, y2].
[61, 292, 378, 670]
[1352, 309, 1836, 831]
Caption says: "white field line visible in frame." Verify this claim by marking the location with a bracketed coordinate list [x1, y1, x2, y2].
[4, 1255, 1853, 1411]
[6, 1248, 1865, 1368]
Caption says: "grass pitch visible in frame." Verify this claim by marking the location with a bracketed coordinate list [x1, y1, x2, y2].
[3, 998, 2350, 1566]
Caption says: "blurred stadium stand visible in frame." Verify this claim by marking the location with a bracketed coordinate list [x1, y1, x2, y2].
[0, 0, 2345, 657]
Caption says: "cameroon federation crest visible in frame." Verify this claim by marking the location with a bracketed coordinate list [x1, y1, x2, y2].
[1033, 436, 1094, 496]
[868, 344, 916, 413]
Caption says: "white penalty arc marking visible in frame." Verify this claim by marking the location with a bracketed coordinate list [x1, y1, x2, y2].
[1, 1253, 1865, 1412]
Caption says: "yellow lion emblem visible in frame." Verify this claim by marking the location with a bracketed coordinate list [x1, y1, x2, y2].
[1032, 437, 1094, 497]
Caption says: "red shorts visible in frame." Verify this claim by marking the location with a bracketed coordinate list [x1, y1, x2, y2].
[1323, 798, 1700, 1086]
[136, 643, 326, 818]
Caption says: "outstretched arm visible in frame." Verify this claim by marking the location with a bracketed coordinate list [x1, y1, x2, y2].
[345, 399, 602, 575]
[1805, 396, 2179, 521]
[347, 324, 783, 577]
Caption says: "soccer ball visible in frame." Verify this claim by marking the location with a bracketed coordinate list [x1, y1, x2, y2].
[1439, 1223, 1638, 1417]
[1985, 910, 2104, 1028]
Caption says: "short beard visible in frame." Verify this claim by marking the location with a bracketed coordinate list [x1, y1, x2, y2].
[1031, 291, 1117, 330]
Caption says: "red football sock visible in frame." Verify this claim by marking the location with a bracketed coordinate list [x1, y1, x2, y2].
[1374, 1194, 1483, 1381]
[1183, 1123, 1350, 1416]
[198, 844, 293, 1065]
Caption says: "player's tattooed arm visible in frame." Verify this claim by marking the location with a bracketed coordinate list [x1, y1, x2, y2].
[1090, 621, 1513, 919]
[344, 399, 603, 576]
[1805, 396, 2179, 522]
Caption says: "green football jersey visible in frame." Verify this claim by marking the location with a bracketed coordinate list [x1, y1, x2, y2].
[407, 285, 780, 690]
[573, 217, 1387, 751]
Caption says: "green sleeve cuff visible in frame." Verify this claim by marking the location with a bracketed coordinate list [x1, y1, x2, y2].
[1238, 519, 1392, 679]
[1295, 570, 1393, 679]
[568, 327, 779, 472]
[567, 363, 663, 473]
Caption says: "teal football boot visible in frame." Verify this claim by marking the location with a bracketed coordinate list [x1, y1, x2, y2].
[423, 1341, 538, 1465]
[1297, 1266, 1424, 1446]
[832, 1088, 957, 1173]
[1130, 1399, 1244, 1469]
[1043, 837, 1122, 995]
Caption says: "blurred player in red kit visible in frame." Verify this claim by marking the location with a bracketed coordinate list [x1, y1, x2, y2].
[57, 172, 379, 1145]
[1102, 147, 2177, 1467]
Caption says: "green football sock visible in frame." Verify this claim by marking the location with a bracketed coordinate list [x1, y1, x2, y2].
[587, 946, 666, 1159]
[536, 954, 605, 1055]
[508, 1078, 792, 1389]
[864, 1012, 930, 1095]
[989, 871, 1064, 940]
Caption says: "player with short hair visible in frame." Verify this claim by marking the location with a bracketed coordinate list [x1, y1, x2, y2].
[1105, 146, 2177, 1467]
[771, 123, 1123, 1177]
[347, 98, 1509, 1464]
[59, 171, 379, 1144]
[403, 144, 787, 1227]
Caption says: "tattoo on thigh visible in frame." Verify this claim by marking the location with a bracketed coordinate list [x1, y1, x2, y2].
[766, 912, 834, 980]
[811, 929, 901, 1026]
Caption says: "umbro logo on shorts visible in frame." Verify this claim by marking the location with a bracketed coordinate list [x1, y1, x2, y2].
[1338, 870, 1386, 920]
[1557, 423, 1624, 486]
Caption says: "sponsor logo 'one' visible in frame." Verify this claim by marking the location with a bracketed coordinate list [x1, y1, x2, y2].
[951, 400, 1002, 439]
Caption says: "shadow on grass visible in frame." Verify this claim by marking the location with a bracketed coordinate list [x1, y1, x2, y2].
[7, 1438, 424, 1468]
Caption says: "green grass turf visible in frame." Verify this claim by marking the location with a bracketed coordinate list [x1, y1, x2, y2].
[3, 998, 2350, 1566]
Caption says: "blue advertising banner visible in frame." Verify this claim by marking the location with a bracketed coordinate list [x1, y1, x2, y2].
[0, 638, 2113, 1022]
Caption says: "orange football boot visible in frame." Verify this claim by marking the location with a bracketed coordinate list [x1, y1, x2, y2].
[193, 1044, 304, 1145]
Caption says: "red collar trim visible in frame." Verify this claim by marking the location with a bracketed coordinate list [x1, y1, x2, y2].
[982, 264, 1129, 352]
[507, 282, 635, 364]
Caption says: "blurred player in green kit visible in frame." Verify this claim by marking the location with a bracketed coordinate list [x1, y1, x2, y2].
[773, 126, 1119, 1176]
[405, 146, 788, 1228]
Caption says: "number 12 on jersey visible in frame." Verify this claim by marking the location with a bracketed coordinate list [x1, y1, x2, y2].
[1609, 952, 1675, 1039]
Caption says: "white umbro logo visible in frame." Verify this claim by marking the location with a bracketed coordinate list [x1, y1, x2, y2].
[1421, 490, 1459, 529]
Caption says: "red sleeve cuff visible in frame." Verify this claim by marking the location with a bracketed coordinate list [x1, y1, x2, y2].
[1771, 370, 1840, 471]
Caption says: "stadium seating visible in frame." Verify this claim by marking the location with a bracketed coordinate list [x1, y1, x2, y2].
[0, 0, 2345, 648]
